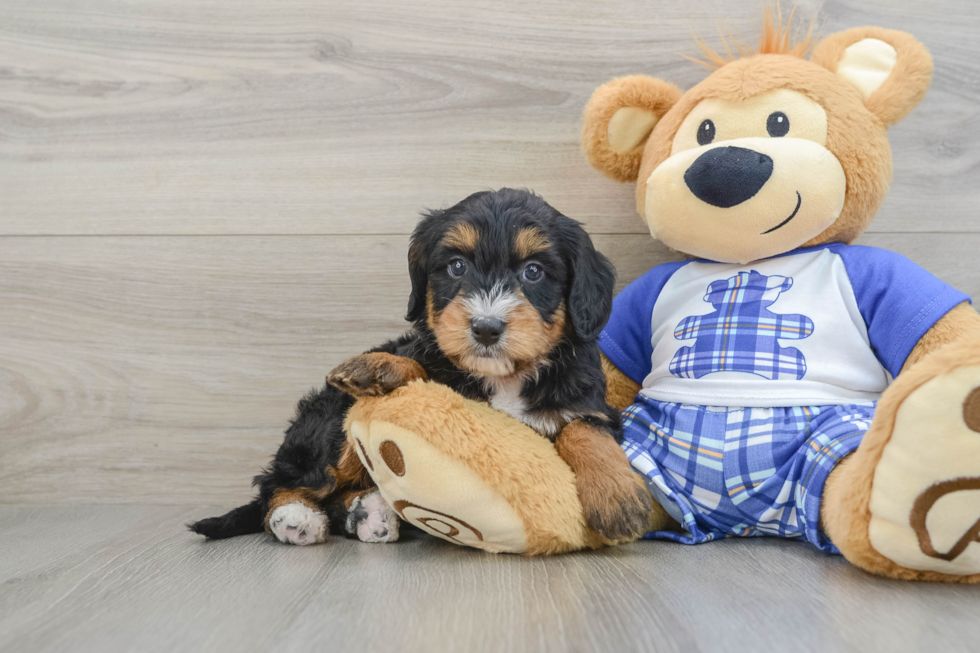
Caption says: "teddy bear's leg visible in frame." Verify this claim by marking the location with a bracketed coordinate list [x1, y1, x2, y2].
[344, 380, 611, 555]
[822, 316, 980, 581]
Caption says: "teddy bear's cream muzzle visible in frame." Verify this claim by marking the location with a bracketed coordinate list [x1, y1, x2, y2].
[645, 136, 846, 264]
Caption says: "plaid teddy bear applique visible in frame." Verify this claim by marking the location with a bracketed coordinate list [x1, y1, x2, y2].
[669, 270, 814, 380]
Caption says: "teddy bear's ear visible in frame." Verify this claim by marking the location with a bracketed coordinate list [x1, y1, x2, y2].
[582, 75, 682, 182]
[811, 27, 933, 126]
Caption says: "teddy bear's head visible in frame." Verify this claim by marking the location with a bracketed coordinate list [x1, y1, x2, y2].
[582, 16, 933, 264]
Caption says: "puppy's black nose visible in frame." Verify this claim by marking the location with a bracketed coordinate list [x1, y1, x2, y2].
[471, 318, 504, 347]
[684, 146, 773, 208]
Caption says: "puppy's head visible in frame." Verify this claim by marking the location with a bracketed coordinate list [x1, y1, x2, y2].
[405, 189, 615, 378]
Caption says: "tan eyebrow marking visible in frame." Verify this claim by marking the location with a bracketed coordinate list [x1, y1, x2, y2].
[441, 222, 479, 252]
[514, 227, 551, 259]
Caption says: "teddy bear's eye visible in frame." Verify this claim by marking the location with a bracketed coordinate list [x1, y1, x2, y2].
[697, 119, 715, 146]
[767, 111, 790, 137]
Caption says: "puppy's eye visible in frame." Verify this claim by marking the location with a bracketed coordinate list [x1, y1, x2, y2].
[447, 258, 467, 278]
[522, 263, 544, 283]
[697, 119, 715, 146]
[767, 111, 789, 137]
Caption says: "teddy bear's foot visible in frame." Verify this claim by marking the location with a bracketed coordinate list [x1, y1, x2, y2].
[867, 365, 980, 578]
[327, 353, 427, 397]
[268, 502, 328, 546]
[825, 347, 980, 582]
[346, 491, 400, 543]
[344, 380, 606, 555]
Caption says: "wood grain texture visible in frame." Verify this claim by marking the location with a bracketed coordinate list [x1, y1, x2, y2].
[0, 505, 977, 653]
[1, 233, 978, 504]
[2, 3, 979, 646]
[0, 0, 978, 235]
[1, 0, 980, 506]
[0, 234, 674, 504]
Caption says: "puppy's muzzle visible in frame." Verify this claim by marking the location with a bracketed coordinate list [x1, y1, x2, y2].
[684, 146, 774, 208]
[471, 318, 505, 347]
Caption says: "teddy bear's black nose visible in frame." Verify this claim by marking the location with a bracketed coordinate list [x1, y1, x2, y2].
[684, 146, 773, 208]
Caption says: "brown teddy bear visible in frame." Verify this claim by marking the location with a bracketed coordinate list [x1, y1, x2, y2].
[347, 13, 980, 582]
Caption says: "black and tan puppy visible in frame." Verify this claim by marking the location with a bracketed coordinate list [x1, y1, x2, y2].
[190, 189, 651, 545]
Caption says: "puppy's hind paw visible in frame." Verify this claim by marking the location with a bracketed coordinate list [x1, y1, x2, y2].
[268, 502, 328, 546]
[346, 491, 400, 543]
[327, 353, 427, 397]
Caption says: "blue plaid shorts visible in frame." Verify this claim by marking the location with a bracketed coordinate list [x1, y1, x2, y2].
[621, 396, 875, 553]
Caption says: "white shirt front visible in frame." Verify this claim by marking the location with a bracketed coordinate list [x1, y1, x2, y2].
[639, 249, 888, 407]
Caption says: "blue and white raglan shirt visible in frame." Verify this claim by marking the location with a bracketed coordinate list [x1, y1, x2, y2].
[599, 244, 970, 408]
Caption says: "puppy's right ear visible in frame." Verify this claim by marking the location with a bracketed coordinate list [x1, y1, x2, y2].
[405, 210, 441, 322]
[582, 75, 682, 183]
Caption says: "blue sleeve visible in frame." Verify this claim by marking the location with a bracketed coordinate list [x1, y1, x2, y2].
[598, 260, 690, 384]
[835, 245, 971, 377]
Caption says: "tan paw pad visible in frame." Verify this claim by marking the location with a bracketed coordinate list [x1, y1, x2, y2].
[869, 366, 980, 575]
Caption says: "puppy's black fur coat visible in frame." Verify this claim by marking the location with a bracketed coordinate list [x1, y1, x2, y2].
[189, 189, 621, 541]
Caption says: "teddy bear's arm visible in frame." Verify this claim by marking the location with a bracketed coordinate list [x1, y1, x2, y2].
[901, 302, 980, 373]
[601, 353, 642, 411]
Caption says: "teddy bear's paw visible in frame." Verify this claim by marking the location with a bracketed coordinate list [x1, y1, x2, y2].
[580, 473, 654, 541]
[348, 417, 532, 553]
[268, 502, 328, 546]
[346, 491, 400, 543]
[868, 365, 980, 576]
[327, 353, 427, 397]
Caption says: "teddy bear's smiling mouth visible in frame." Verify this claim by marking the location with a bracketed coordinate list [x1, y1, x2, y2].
[761, 191, 802, 235]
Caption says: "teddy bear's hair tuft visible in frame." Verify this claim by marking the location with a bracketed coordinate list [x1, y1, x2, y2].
[685, 4, 817, 71]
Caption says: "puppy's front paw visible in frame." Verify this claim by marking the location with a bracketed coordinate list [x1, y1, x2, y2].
[579, 473, 653, 541]
[556, 420, 654, 541]
[346, 491, 400, 543]
[268, 502, 328, 546]
[327, 353, 427, 397]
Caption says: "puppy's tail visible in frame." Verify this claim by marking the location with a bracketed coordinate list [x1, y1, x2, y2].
[187, 498, 265, 540]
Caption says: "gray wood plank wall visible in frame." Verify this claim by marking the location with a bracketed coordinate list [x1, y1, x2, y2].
[2, 0, 979, 505]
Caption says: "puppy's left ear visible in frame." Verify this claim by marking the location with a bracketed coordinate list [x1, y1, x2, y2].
[811, 27, 932, 126]
[565, 225, 616, 342]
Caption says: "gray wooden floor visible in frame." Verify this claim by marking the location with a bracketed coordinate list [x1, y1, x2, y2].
[1, 505, 978, 653]
[3, 0, 980, 650]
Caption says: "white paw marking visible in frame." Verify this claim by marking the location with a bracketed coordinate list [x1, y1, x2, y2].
[269, 502, 327, 546]
[347, 491, 400, 543]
